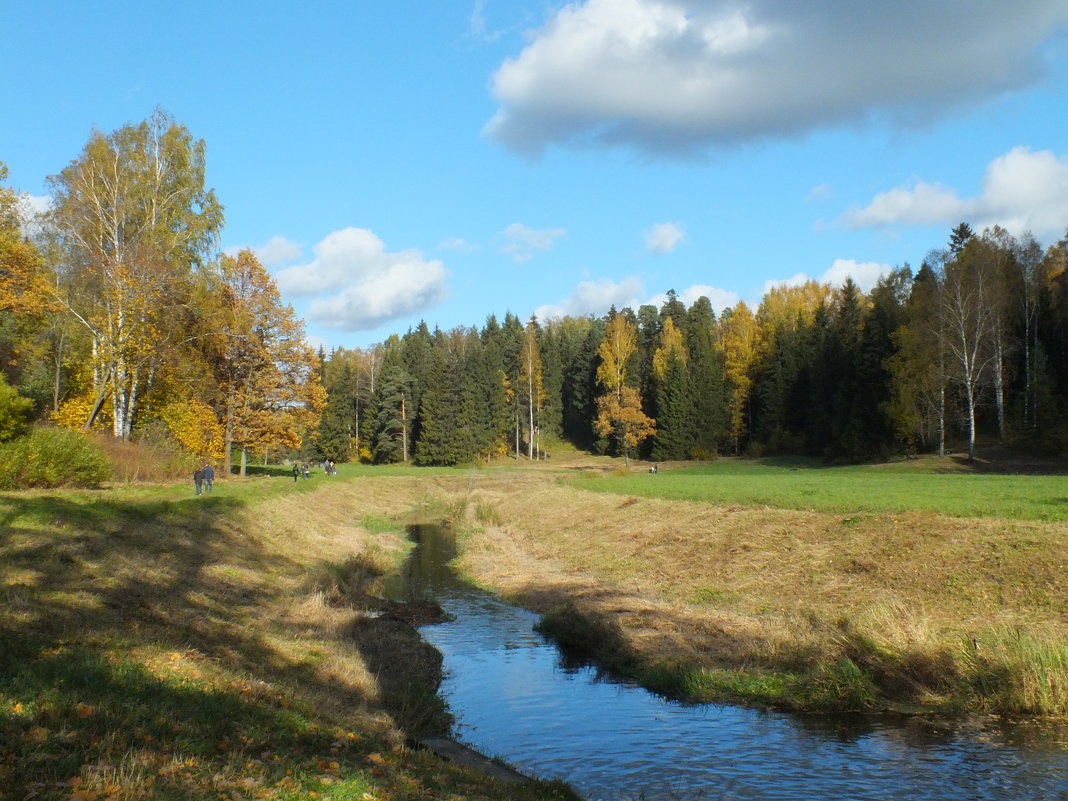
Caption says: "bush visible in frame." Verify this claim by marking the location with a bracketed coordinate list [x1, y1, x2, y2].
[93, 427, 196, 483]
[0, 427, 111, 489]
[0, 375, 33, 443]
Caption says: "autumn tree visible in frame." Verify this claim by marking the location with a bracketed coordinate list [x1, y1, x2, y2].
[594, 313, 655, 465]
[718, 302, 761, 453]
[517, 318, 546, 459]
[940, 244, 1000, 459]
[46, 110, 223, 438]
[205, 249, 322, 473]
[0, 162, 62, 412]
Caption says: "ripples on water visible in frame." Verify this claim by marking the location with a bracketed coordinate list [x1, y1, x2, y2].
[397, 527, 1068, 801]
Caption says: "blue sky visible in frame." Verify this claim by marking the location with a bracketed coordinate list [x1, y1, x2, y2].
[4, 1, 1068, 350]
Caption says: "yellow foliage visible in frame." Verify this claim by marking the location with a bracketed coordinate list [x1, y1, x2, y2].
[158, 400, 225, 460]
[51, 392, 111, 432]
[651, 316, 686, 378]
[718, 302, 762, 449]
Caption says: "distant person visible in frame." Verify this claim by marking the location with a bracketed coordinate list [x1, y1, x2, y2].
[202, 463, 215, 492]
[193, 467, 204, 495]
[292, 462, 300, 483]
[301, 462, 310, 479]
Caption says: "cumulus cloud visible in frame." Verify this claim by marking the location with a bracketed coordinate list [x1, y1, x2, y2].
[485, 0, 1068, 155]
[499, 222, 567, 262]
[761, 272, 811, 296]
[643, 221, 686, 253]
[648, 284, 739, 312]
[763, 260, 892, 296]
[255, 235, 303, 267]
[274, 227, 447, 332]
[821, 259, 893, 292]
[534, 276, 645, 320]
[840, 147, 1068, 240]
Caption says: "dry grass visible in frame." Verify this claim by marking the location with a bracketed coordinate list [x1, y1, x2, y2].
[451, 467, 1068, 715]
[1, 475, 579, 801]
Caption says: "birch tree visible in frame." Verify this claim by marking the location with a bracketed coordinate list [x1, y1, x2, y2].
[518, 318, 546, 459]
[47, 110, 223, 438]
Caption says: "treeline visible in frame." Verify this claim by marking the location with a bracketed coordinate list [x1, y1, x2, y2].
[5, 111, 1068, 470]
[0, 111, 322, 472]
[320, 223, 1068, 465]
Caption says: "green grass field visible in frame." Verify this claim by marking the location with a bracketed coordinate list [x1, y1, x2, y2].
[575, 458, 1068, 521]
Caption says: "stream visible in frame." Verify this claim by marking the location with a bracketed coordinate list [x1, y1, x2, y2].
[387, 524, 1068, 801]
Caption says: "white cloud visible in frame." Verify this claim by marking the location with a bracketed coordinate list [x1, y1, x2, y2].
[806, 183, 832, 203]
[16, 193, 50, 236]
[840, 147, 1068, 240]
[643, 221, 685, 253]
[439, 236, 479, 252]
[485, 0, 1068, 155]
[534, 276, 644, 320]
[647, 284, 739, 312]
[255, 235, 303, 267]
[821, 259, 893, 293]
[762, 272, 812, 296]
[19, 193, 50, 217]
[763, 261, 892, 297]
[274, 227, 447, 332]
[499, 222, 566, 262]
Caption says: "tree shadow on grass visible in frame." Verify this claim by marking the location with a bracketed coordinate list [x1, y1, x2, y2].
[0, 493, 408, 799]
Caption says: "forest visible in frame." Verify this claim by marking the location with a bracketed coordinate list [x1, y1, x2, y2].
[4, 111, 1068, 473]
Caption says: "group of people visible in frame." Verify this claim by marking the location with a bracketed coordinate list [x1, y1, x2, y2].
[194, 458, 340, 493]
[192, 463, 215, 495]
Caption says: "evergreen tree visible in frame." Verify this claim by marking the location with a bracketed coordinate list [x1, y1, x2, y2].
[372, 365, 413, 463]
[315, 362, 357, 461]
[650, 317, 690, 460]
[685, 296, 728, 457]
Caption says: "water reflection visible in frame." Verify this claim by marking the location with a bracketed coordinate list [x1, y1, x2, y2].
[392, 525, 1068, 801]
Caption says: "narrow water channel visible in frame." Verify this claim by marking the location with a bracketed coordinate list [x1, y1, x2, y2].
[388, 525, 1068, 801]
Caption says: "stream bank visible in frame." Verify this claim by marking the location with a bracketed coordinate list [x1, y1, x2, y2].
[389, 522, 1068, 801]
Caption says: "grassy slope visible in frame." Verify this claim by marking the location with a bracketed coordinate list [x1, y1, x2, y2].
[0, 470, 577, 801]
[452, 456, 1068, 717]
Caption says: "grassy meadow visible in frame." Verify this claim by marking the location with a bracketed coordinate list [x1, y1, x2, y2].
[3, 451, 1066, 801]
[0, 469, 577, 801]
[573, 456, 1068, 521]
[453, 454, 1068, 718]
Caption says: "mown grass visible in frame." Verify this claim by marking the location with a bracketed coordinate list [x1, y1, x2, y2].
[0, 473, 578, 801]
[572, 457, 1068, 521]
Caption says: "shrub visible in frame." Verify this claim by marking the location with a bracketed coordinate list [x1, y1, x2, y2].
[0, 427, 110, 489]
[0, 375, 33, 443]
[93, 427, 196, 483]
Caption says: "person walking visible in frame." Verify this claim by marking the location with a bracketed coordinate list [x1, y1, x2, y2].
[202, 463, 215, 492]
[193, 467, 204, 495]
[292, 462, 300, 482]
